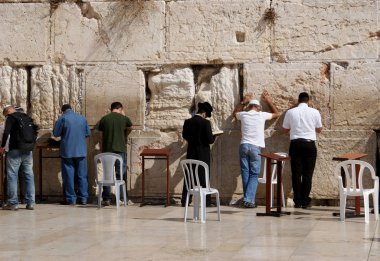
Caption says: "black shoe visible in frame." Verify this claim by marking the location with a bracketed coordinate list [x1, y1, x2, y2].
[2, 204, 19, 211]
[294, 204, 302, 208]
[60, 201, 75, 206]
[243, 202, 257, 208]
[206, 203, 216, 208]
[302, 203, 311, 209]
[26, 204, 35, 210]
[79, 202, 87, 205]
[102, 200, 111, 206]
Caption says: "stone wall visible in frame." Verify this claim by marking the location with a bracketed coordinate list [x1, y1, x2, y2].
[0, 0, 379, 205]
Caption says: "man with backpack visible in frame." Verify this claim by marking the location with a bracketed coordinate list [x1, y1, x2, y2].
[0, 105, 38, 210]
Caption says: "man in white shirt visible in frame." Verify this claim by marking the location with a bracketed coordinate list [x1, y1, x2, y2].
[234, 91, 281, 208]
[282, 92, 322, 209]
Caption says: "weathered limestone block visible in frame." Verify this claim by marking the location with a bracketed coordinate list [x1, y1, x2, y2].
[331, 62, 380, 128]
[30, 64, 82, 128]
[0, 3, 49, 62]
[128, 130, 186, 197]
[53, 1, 165, 62]
[195, 65, 239, 132]
[314, 130, 375, 199]
[146, 67, 195, 130]
[274, 0, 378, 61]
[84, 64, 145, 126]
[167, 0, 270, 63]
[0, 66, 27, 116]
[210, 130, 242, 199]
[244, 63, 330, 129]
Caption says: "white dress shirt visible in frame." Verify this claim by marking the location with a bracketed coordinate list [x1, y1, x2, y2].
[283, 103, 322, 141]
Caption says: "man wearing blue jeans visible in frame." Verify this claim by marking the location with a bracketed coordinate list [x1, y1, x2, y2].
[53, 104, 91, 205]
[0, 106, 36, 210]
[234, 91, 280, 208]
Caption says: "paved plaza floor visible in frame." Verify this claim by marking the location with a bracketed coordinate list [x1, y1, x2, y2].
[0, 203, 379, 260]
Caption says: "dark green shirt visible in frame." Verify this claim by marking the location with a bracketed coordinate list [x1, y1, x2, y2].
[98, 112, 132, 153]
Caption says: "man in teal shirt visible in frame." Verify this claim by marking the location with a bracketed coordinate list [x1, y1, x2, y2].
[98, 102, 132, 205]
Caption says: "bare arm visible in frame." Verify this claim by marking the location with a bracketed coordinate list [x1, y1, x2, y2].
[262, 90, 281, 119]
[232, 103, 245, 119]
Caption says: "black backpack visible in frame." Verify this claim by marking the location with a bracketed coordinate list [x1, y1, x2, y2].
[10, 113, 39, 151]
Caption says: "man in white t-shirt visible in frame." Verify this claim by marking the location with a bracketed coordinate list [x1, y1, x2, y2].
[234, 91, 281, 208]
[282, 92, 322, 209]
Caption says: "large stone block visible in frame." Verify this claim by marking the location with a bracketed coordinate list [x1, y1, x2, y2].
[30, 64, 83, 128]
[0, 66, 28, 117]
[167, 0, 270, 63]
[244, 63, 330, 128]
[128, 130, 187, 198]
[52, 1, 165, 62]
[84, 64, 145, 126]
[146, 67, 195, 130]
[195, 65, 240, 132]
[0, 3, 49, 62]
[314, 130, 375, 199]
[274, 0, 378, 61]
[331, 62, 380, 128]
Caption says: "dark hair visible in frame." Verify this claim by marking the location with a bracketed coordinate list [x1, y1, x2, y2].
[298, 92, 310, 103]
[111, 102, 123, 111]
[61, 104, 72, 112]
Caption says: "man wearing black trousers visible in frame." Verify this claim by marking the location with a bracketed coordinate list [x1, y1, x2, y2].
[181, 102, 215, 207]
[283, 92, 322, 209]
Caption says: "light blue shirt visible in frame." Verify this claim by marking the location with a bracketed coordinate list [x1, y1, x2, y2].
[53, 109, 91, 158]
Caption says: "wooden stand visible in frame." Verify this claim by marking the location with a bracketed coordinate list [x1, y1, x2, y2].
[332, 153, 368, 218]
[140, 148, 170, 207]
[257, 152, 291, 217]
[36, 142, 61, 201]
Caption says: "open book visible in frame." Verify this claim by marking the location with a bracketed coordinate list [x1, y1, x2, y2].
[212, 130, 224, 136]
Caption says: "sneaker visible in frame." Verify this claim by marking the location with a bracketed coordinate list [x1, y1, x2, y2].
[3, 204, 19, 211]
[26, 204, 34, 210]
[79, 202, 87, 205]
[102, 200, 111, 206]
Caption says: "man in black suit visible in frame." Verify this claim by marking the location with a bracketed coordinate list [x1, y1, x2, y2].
[181, 102, 216, 207]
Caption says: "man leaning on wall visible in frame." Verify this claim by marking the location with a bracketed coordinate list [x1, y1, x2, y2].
[233, 90, 281, 208]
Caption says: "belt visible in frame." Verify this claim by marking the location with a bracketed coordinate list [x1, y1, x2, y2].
[291, 138, 315, 142]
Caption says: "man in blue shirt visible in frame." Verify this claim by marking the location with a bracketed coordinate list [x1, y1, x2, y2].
[53, 104, 91, 205]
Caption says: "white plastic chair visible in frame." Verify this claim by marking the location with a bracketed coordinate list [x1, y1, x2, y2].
[258, 152, 288, 208]
[180, 159, 221, 223]
[335, 160, 379, 223]
[94, 153, 127, 209]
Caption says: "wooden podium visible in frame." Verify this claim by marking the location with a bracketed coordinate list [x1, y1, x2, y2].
[140, 148, 171, 207]
[257, 152, 291, 217]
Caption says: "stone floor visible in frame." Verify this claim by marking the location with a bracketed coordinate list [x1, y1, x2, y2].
[0, 203, 379, 261]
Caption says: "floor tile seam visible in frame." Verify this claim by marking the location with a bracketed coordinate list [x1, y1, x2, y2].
[286, 218, 321, 260]
[367, 220, 380, 260]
